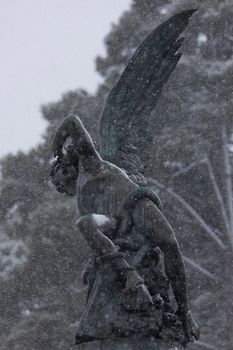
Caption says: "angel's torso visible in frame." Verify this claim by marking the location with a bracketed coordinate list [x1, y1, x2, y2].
[76, 160, 137, 218]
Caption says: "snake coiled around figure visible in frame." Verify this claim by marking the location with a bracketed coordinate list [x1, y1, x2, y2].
[117, 187, 162, 236]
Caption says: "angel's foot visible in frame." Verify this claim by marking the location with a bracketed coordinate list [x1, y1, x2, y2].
[179, 310, 200, 345]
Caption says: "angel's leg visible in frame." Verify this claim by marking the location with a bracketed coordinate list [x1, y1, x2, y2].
[76, 214, 152, 305]
[132, 199, 200, 342]
[76, 214, 118, 256]
[76, 214, 141, 277]
[133, 200, 188, 311]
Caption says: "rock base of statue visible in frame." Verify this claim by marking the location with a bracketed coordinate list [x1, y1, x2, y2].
[75, 337, 184, 350]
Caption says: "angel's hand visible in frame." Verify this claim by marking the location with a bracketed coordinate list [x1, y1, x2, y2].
[180, 310, 200, 345]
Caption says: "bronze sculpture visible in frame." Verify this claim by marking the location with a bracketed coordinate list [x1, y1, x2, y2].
[50, 9, 200, 348]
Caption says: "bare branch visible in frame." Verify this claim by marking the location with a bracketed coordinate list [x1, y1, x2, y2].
[195, 340, 219, 350]
[222, 123, 233, 247]
[183, 256, 217, 281]
[173, 158, 206, 178]
[148, 178, 225, 249]
[205, 157, 231, 236]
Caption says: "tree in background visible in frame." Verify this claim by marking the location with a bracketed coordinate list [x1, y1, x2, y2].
[0, 1, 232, 349]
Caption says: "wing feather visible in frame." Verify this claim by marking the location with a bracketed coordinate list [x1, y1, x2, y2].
[99, 9, 196, 184]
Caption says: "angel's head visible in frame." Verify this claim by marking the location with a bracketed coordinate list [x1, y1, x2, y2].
[50, 155, 79, 197]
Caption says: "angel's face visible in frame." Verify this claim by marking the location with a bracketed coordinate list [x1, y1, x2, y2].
[50, 158, 79, 197]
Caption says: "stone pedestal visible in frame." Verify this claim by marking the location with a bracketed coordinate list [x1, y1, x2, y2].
[75, 337, 183, 350]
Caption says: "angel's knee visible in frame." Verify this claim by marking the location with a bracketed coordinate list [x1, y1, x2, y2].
[151, 213, 177, 249]
[76, 214, 94, 233]
[76, 214, 99, 252]
[76, 214, 116, 255]
[134, 199, 177, 248]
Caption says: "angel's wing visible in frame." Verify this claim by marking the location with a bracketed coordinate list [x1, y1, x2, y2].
[99, 9, 196, 185]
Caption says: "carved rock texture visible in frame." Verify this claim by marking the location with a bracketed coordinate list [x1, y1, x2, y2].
[76, 337, 184, 350]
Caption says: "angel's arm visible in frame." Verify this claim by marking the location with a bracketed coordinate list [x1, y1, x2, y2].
[52, 114, 98, 158]
[52, 114, 102, 173]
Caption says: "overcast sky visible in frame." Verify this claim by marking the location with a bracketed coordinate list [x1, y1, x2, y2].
[0, 0, 131, 158]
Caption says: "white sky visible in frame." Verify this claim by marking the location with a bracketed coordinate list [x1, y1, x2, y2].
[0, 0, 131, 158]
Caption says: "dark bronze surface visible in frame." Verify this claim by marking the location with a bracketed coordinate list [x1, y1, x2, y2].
[51, 10, 199, 348]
